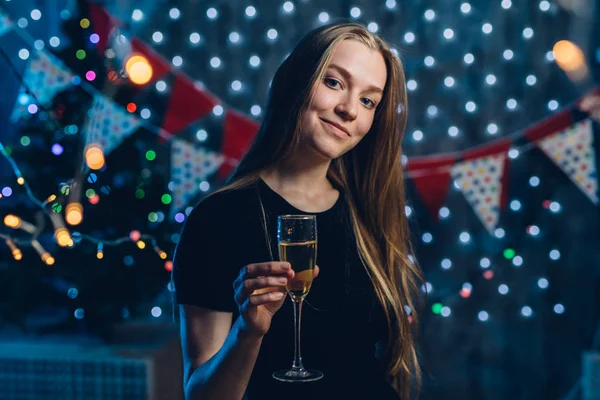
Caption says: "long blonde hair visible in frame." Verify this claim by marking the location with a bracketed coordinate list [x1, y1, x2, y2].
[211, 22, 425, 398]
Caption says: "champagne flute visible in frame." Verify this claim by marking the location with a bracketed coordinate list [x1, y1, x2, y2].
[272, 215, 324, 383]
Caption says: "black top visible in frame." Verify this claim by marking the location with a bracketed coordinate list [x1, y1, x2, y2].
[172, 178, 400, 399]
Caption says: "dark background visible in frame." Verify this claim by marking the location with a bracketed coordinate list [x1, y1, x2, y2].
[0, 1, 599, 399]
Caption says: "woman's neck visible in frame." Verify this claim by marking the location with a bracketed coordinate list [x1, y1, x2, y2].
[260, 160, 334, 197]
[258, 157, 341, 213]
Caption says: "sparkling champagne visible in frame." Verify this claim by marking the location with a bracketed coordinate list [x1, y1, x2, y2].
[273, 214, 323, 382]
[278, 240, 317, 301]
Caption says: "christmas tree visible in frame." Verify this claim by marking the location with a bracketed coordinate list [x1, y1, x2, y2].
[0, 2, 175, 337]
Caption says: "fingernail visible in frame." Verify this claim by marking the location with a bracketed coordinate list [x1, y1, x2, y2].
[281, 263, 291, 270]
[278, 277, 287, 284]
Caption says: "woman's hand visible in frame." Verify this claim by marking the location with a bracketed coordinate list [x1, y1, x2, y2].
[233, 262, 320, 338]
[580, 94, 600, 122]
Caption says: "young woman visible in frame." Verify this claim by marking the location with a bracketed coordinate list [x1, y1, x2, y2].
[172, 22, 425, 400]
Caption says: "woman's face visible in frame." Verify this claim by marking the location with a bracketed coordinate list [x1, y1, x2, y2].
[298, 39, 388, 161]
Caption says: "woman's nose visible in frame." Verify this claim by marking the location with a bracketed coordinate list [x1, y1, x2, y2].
[334, 96, 358, 121]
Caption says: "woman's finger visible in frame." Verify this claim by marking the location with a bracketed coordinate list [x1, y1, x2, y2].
[580, 95, 600, 112]
[242, 262, 292, 280]
[233, 262, 293, 290]
[234, 276, 288, 304]
[313, 265, 320, 278]
[240, 291, 286, 312]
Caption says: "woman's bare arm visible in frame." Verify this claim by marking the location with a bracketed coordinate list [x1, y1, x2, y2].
[180, 304, 263, 400]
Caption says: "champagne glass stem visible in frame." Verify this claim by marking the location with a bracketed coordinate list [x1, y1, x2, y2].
[291, 298, 305, 371]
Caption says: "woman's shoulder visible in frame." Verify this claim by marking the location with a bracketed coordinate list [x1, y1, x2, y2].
[188, 182, 259, 221]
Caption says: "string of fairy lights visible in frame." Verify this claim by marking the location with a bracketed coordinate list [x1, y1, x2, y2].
[1, 140, 172, 270]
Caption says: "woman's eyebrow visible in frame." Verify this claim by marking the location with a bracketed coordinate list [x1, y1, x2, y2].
[327, 63, 383, 94]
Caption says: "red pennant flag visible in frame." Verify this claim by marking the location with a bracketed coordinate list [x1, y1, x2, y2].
[524, 108, 572, 143]
[88, 3, 120, 55]
[462, 139, 511, 160]
[161, 75, 219, 141]
[130, 38, 171, 84]
[218, 110, 260, 179]
[406, 155, 456, 223]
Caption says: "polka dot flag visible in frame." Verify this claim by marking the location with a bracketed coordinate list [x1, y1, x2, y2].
[83, 94, 141, 155]
[0, 7, 12, 37]
[11, 50, 74, 121]
[537, 118, 598, 204]
[451, 153, 508, 234]
[170, 139, 224, 214]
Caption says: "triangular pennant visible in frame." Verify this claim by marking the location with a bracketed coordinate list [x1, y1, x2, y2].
[170, 139, 225, 213]
[0, 7, 13, 37]
[83, 95, 141, 155]
[537, 119, 598, 204]
[451, 150, 508, 234]
[161, 75, 219, 141]
[130, 38, 172, 84]
[218, 109, 260, 179]
[11, 50, 74, 121]
[88, 2, 121, 55]
[406, 155, 456, 223]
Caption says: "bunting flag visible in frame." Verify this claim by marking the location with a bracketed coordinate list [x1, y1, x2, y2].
[451, 141, 511, 234]
[170, 139, 225, 213]
[161, 75, 219, 142]
[82, 95, 142, 155]
[88, 2, 121, 55]
[130, 38, 172, 84]
[218, 109, 260, 179]
[0, 7, 12, 37]
[406, 155, 456, 223]
[537, 119, 598, 204]
[11, 51, 74, 121]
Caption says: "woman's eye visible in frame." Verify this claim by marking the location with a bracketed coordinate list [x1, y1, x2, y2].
[324, 78, 375, 108]
[324, 78, 340, 88]
[362, 98, 375, 108]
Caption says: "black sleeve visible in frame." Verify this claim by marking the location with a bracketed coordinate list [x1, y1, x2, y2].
[171, 194, 239, 312]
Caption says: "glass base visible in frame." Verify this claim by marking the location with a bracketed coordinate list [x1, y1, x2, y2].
[272, 368, 324, 383]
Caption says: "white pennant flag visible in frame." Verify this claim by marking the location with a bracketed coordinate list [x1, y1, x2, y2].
[170, 139, 225, 214]
[451, 153, 507, 234]
[11, 50, 74, 121]
[537, 119, 598, 204]
[83, 95, 141, 155]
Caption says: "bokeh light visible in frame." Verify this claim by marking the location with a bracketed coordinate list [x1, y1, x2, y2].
[125, 55, 153, 85]
[553, 40, 585, 72]
[85, 145, 105, 170]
